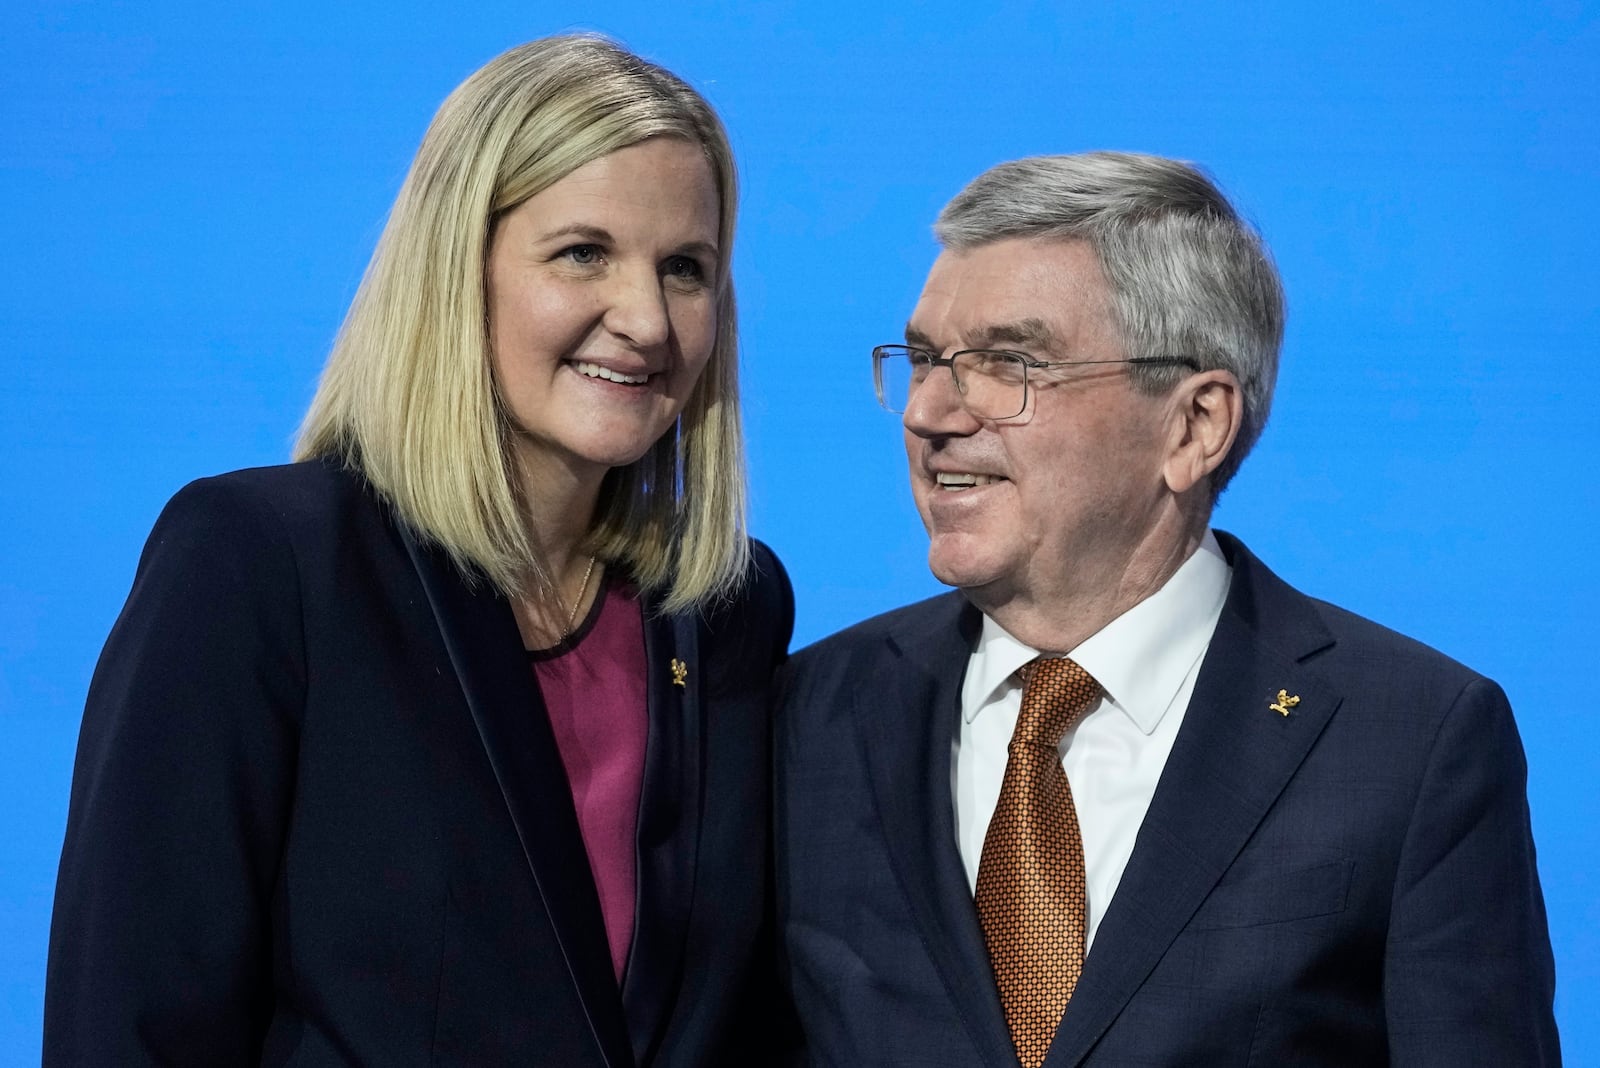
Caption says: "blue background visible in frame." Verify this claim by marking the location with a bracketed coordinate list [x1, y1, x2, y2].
[4, 1, 1596, 1061]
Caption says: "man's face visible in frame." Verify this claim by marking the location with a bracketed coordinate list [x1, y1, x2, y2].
[902, 237, 1177, 614]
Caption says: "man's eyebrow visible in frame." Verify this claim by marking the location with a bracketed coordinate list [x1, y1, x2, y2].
[972, 318, 1054, 349]
[903, 320, 1055, 352]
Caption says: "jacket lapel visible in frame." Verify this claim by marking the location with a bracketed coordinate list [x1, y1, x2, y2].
[400, 530, 633, 1068]
[1046, 535, 1342, 1067]
[622, 606, 702, 1064]
[854, 594, 1019, 1068]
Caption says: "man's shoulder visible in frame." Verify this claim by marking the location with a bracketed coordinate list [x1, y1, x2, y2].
[777, 591, 968, 728]
[789, 590, 968, 671]
[1225, 533, 1486, 691]
[1310, 596, 1476, 675]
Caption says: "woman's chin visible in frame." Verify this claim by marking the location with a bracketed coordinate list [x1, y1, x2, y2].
[510, 428, 666, 478]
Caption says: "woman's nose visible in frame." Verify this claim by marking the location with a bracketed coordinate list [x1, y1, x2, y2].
[602, 267, 672, 349]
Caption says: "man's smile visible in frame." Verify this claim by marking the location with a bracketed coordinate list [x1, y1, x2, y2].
[935, 472, 1009, 490]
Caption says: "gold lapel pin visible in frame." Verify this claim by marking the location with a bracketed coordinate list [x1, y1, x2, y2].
[1270, 689, 1301, 717]
[670, 658, 688, 688]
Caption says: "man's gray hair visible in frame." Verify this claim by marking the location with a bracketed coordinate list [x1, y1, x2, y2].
[935, 151, 1285, 496]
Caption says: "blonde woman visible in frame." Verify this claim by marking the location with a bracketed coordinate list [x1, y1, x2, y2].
[45, 36, 792, 1066]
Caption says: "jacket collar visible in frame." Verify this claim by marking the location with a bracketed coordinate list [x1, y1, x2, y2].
[622, 607, 702, 1065]
[853, 592, 1020, 1068]
[1046, 532, 1342, 1066]
[402, 529, 704, 1068]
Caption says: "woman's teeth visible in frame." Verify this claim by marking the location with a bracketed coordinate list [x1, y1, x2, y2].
[574, 361, 649, 385]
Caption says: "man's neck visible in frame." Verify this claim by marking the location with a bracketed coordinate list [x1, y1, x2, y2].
[969, 522, 1208, 653]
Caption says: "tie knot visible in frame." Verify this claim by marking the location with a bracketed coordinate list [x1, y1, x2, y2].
[1013, 657, 1100, 749]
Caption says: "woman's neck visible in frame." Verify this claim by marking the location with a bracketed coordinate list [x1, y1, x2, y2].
[509, 446, 607, 650]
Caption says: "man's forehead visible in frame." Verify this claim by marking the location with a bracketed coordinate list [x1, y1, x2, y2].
[906, 239, 1109, 351]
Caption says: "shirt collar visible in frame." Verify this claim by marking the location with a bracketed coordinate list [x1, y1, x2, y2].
[961, 531, 1232, 735]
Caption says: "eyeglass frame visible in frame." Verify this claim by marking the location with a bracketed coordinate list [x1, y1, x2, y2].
[871, 344, 1203, 421]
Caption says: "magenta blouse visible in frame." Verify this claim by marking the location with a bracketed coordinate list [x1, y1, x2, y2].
[529, 577, 648, 982]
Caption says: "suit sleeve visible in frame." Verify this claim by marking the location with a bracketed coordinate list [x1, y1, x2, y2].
[1384, 677, 1561, 1065]
[702, 537, 796, 1066]
[44, 477, 306, 1065]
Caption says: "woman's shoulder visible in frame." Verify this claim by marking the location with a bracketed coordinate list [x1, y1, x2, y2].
[169, 457, 370, 512]
[142, 458, 392, 576]
[742, 537, 792, 613]
[157, 458, 380, 535]
[692, 536, 795, 666]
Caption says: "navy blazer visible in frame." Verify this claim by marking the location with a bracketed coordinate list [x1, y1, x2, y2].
[776, 534, 1558, 1066]
[46, 460, 794, 1066]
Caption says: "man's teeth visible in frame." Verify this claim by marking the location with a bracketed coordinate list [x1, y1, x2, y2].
[935, 472, 1004, 489]
[574, 361, 649, 385]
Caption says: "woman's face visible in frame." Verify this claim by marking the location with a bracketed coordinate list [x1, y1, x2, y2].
[486, 136, 721, 491]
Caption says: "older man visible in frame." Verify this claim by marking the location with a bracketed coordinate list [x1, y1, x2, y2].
[775, 153, 1558, 1066]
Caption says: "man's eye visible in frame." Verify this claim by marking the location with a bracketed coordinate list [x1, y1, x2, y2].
[905, 350, 936, 381]
[965, 352, 1026, 381]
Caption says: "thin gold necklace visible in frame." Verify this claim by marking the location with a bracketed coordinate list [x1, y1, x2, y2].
[560, 555, 598, 639]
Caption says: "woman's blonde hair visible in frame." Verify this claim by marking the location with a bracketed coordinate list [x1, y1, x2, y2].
[295, 35, 746, 612]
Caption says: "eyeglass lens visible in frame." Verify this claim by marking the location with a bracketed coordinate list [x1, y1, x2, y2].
[876, 348, 1029, 420]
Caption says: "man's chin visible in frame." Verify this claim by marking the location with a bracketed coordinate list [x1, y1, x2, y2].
[926, 540, 1008, 592]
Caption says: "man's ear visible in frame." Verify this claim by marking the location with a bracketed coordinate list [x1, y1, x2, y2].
[1162, 370, 1242, 495]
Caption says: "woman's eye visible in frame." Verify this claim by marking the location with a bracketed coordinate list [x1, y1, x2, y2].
[664, 255, 707, 283]
[561, 244, 603, 266]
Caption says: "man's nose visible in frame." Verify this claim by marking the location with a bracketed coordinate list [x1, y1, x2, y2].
[902, 365, 981, 439]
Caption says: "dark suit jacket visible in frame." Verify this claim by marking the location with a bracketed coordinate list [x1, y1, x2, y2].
[776, 534, 1558, 1066]
[46, 459, 794, 1066]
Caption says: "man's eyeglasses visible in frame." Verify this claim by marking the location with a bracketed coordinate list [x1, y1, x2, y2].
[871, 344, 1201, 421]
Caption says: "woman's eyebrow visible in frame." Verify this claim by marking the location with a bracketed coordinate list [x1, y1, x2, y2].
[533, 222, 614, 245]
[673, 239, 720, 263]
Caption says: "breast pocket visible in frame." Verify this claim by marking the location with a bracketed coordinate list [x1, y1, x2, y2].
[1187, 858, 1354, 930]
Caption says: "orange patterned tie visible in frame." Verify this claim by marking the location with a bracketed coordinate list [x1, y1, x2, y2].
[975, 657, 1101, 1068]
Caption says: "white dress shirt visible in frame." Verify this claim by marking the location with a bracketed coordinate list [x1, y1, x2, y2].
[953, 532, 1231, 952]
